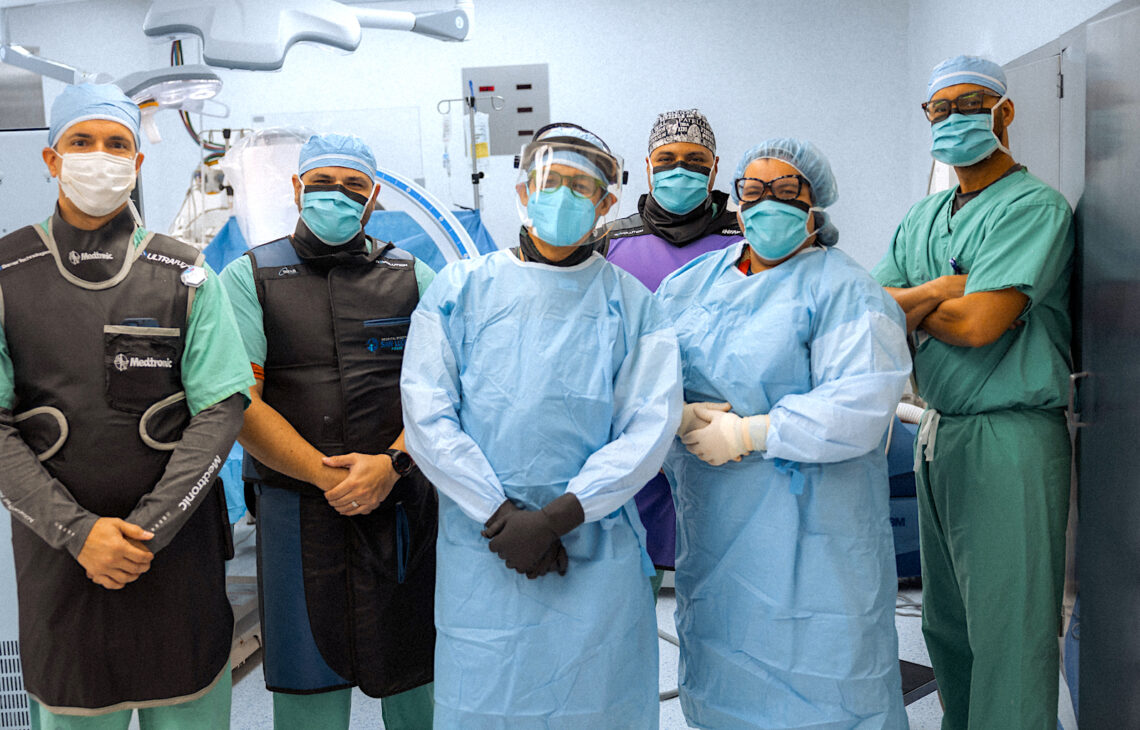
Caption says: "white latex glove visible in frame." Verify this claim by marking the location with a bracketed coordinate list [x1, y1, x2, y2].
[677, 401, 731, 437]
[682, 408, 770, 466]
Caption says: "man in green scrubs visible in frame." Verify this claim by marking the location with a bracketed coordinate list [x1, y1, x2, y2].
[873, 55, 1074, 729]
[0, 83, 254, 729]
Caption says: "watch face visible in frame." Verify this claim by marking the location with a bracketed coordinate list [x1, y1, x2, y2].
[389, 450, 413, 475]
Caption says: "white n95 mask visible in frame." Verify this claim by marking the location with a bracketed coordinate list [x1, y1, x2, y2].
[58, 151, 138, 217]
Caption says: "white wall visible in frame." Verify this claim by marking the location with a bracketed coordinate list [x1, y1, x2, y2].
[6, 0, 914, 269]
[5, 0, 1122, 269]
[902, 0, 1120, 199]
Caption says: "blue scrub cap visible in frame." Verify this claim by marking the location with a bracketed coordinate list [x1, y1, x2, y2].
[525, 123, 620, 185]
[298, 133, 378, 181]
[733, 137, 839, 246]
[732, 137, 838, 208]
[927, 55, 1007, 100]
[49, 83, 141, 148]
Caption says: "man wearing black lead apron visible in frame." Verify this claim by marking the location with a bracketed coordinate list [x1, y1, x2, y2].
[220, 133, 436, 730]
[0, 83, 254, 729]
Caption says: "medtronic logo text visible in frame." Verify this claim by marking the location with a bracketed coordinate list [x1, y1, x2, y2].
[68, 250, 113, 265]
[114, 353, 174, 371]
[179, 455, 222, 512]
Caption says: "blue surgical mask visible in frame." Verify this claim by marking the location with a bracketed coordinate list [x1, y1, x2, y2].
[930, 97, 1009, 167]
[526, 186, 599, 247]
[651, 164, 711, 215]
[300, 184, 369, 245]
[740, 200, 814, 263]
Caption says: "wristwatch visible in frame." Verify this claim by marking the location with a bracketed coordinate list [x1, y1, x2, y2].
[385, 448, 415, 477]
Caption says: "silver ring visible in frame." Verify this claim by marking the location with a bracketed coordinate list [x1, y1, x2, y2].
[351, 500, 360, 508]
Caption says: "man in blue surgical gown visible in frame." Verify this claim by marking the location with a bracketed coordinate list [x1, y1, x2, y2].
[658, 138, 911, 729]
[400, 123, 682, 729]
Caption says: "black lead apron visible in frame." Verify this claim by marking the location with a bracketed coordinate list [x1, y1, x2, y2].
[0, 213, 232, 712]
[245, 235, 436, 698]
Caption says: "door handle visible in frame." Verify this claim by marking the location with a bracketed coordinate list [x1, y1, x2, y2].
[1068, 371, 1090, 429]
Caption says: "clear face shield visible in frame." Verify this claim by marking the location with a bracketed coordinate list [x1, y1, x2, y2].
[515, 138, 624, 247]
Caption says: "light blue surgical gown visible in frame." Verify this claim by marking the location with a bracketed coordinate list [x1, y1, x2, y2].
[401, 249, 682, 729]
[657, 243, 911, 729]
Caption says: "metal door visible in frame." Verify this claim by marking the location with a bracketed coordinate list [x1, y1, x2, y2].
[1004, 54, 1062, 190]
[1076, 3, 1140, 725]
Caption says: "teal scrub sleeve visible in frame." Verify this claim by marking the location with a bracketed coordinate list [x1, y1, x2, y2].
[871, 219, 913, 289]
[219, 255, 267, 368]
[565, 323, 683, 523]
[765, 271, 912, 464]
[400, 269, 508, 524]
[182, 266, 256, 415]
[964, 202, 1074, 306]
[413, 259, 436, 297]
[0, 322, 14, 410]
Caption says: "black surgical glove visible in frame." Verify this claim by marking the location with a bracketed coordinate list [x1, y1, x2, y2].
[482, 494, 584, 578]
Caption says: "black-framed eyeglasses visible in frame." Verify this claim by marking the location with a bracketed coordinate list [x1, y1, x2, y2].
[921, 90, 1002, 123]
[734, 174, 809, 204]
[528, 169, 605, 199]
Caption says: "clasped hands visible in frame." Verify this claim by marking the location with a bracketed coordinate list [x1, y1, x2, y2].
[481, 493, 585, 580]
[319, 452, 401, 516]
[76, 517, 154, 590]
[679, 401, 769, 466]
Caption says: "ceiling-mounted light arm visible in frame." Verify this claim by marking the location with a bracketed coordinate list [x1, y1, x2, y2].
[0, 44, 112, 85]
[143, 0, 472, 72]
[352, 0, 472, 42]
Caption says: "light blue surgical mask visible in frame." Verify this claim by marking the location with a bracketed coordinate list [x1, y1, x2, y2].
[930, 98, 1009, 167]
[526, 186, 599, 247]
[740, 199, 814, 263]
[651, 165, 711, 215]
[300, 184, 369, 245]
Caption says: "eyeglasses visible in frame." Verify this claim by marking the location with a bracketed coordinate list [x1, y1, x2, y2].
[734, 174, 809, 204]
[921, 90, 1002, 123]
[529, 170, 605, 199]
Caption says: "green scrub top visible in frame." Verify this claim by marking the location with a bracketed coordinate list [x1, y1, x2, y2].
[0, 236, 254, 416]
[872, 168, 1074, 415]
[220, 240, 436, 367]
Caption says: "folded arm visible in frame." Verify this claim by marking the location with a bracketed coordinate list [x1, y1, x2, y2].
[919, 287, 1028, 347]
[884, 274, 966, 333]
[766, 309, 911, 464]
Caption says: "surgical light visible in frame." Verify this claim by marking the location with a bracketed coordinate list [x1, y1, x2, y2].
[116, 65, 226, 144]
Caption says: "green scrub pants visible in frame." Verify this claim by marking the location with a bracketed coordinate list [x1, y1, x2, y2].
[650, 568, 665, 601]
[916, 409, 1069, 729]
[272, 682, 433, 730]
[29, 665, 231, 730]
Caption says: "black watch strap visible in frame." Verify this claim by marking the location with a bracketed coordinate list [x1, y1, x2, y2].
[385, 448, 414, 476]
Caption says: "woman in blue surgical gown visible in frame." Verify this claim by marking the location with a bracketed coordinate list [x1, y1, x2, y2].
[657, 138, 911, 729]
